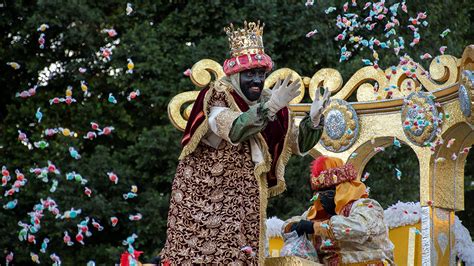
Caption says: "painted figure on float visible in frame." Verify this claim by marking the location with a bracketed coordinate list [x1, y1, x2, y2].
[283, 156, 395, 265]
[159, 21, 331, 265]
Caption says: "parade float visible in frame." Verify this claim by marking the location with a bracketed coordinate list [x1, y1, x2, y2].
[168, 45, 474, 265]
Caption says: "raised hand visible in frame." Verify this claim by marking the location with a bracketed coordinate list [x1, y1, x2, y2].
[310, 87, 331, 127]
[265, 75, 301, 116]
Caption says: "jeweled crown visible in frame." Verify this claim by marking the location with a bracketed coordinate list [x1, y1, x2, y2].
[224, 21, 265, 57]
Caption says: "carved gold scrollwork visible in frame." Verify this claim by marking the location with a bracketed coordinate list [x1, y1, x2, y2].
[168, 47, 472, 133]
[308, 68, 343, 101]
[264, 68, 305, 104]
[340, 66, 389, 101]
[190, 59, 225, 88]
[168, 91, 200, 131]
[417, 55, 459, 91]
[168, 59, 224, 131]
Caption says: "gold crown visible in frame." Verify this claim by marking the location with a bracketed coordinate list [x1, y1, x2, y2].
[224, 21, 265, 57]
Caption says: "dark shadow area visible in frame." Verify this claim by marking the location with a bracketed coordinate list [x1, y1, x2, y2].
[362, 144, 420, 208]
[457, 150, 474, 233]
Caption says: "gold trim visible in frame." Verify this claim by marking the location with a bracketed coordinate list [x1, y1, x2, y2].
[407, 227, 416, 266]
[231, 47, 265, 57]
[254, 135, 271, 265]
[215, 110, 240, 142]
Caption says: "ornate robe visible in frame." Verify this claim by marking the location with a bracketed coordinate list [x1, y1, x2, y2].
[161, 79, 322, 265]
[284, 199, 395, 265]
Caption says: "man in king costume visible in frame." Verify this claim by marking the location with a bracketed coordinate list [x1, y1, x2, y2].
[283, 156, 394, 265]
[160, 21, 330, 265]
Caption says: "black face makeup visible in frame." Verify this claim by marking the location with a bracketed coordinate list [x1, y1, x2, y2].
[239, 67, 266, 101]
[319, 189, 336, 215]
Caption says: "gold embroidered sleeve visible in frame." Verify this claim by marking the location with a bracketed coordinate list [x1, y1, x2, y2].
[329, 199, 386, 244]
[214, 109, 241, 142]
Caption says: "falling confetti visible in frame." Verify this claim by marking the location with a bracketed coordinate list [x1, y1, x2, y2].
[325, 7, 337, 14]
[361, 172, 370, 182]
[310, 193, 319, 203]
[126, 58, 135, 73]
[7, 62, 21, 70]
[126, 3, 133, 15]
[393, 137, 401, 148]
[447, 138, 455, 148]
[451, 153, 457, 161]
[183, 68, 192, 76]
[306, 29, 318, 38]
[395, 168, 402, 180]
[440, 29, 451, 38]
[37, 23, 49, 32]
[374, 146, 385, 152]
[460, 147, 472, 155]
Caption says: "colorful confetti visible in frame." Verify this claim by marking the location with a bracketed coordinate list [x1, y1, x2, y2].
[395, 168, 402, 180]
[126, 3, 134, 15]
[361, 172, 370, 182]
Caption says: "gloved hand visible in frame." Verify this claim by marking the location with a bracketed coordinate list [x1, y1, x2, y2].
[290, 220, 314, 236]
[265, 75, 301, 118]
[310, 87, 331, 128]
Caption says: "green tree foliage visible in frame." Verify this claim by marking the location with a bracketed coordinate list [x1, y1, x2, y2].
[0, 0, 472, 264]
[362, 145, 420, 208]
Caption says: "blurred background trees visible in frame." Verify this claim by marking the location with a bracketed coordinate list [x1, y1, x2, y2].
[0, 0, 472, 264]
